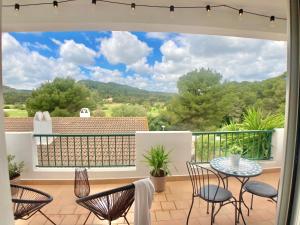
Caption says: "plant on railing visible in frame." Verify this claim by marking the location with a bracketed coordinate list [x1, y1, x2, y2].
[143, 145, 171, 192]
[229, 143, 244, 168]
[221, 107, 281, 159]
[7, 154, 24, 180]
[229, 144, 243, 155]
[222, 107, 283, 130]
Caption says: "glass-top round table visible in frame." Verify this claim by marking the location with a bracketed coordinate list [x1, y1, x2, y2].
[210, 157, 262, 178]
[210, 157, 262, 225]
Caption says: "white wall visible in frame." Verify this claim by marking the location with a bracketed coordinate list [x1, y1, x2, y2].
[261, 128, 285, 168]
[0, 0, 15, 221]
[135, 131, 192, 177]
[5, 131, 192, 180]
[5, 130, 283, 181]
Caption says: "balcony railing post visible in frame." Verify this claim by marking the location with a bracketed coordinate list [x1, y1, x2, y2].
[33, 133, 136, 168]
[192, 130, 274, 163]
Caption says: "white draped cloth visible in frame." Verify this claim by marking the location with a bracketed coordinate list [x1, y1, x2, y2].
[133, 178, 155, 225]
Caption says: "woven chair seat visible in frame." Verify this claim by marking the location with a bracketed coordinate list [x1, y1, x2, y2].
[76, 184, 135, 224]
[11, 184, 54, 221]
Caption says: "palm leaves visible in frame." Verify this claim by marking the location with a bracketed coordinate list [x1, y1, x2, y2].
[143, 145, 171, 177]
[223, 107, 284, 131]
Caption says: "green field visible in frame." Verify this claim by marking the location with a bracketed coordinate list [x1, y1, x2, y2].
[95, 102, 166, 117]
[3, 103, 165, 118]
[4, 108, 28, 117]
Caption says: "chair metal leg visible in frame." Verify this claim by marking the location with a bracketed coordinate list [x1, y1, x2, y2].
[124, 216, 130, 225]
[211, 203, 215, 225]
[234, 201, 238, 225]
[186, 196, 194, 225]
[83, 211, 92, 225]
[38, 210, 56, 225]
[250, 194, 254, 210]
[207, 201, 209, 214]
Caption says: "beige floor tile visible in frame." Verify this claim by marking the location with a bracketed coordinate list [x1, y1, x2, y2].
[14, 172, 278, 225]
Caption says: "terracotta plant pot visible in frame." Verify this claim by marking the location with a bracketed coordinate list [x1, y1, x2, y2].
[150, 175, 166, 192]
[230, 154, 241, 168]
[10, 175, 21, 196]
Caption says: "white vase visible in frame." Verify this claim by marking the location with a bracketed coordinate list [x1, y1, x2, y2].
[230, 154, 241, 168]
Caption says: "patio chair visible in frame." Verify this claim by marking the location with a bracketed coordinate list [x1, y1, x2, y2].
[76, 184, 135, 225]
[74, 167, 90, 198]
[243, 180, 278, 215]
[11, 184, 56, 225]
[186, 161, 238, 225]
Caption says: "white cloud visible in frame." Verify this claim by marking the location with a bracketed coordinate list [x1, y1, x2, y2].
[100, 31, 152, 65]
[51, 38, 62, 46]
[2, 33, 90, 89]
[24, 42, 52, 51]
[126, 58, 153, 75]
[146, 32, 170, 40]
[59, 40, 97, 66]
[150, 34, 287, 91]
[89, 66, 122, 83]
[2, 32, 287, 93]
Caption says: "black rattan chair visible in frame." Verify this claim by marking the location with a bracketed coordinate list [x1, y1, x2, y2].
[11, 184, 56, 224]
[243, 180, 278, 215]
[186, 161, 238, 225]
[76, 184, 135, 225]
[74, 167, 90, 198]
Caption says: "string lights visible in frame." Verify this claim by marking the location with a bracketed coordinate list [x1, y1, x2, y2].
[239, 9, 243, 16]
[2, 0, 286, 22]
[270, 16, 276, 22]
[14, 3, 20, 11]
[169, 5, 174, 12]
[206, 5, 211, 12]
[131, 3, 135, 11]
[53, 1, 58, 8]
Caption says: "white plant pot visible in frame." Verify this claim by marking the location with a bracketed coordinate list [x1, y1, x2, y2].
[150, 175, 166, 192]
[230, 154, 241, 168]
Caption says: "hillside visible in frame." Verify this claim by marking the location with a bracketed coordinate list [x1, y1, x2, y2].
[79, 80, 173, 103]
[3, 85, 32, 104]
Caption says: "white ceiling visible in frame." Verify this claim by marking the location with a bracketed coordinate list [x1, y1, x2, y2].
[2, 0, 288, 40]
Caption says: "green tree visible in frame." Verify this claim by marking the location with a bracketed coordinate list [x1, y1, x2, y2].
[26, 77, 95, 117]
[168, 69, 227, 130]
[166, 69, 286, 131]
[111, 104, 147, 117]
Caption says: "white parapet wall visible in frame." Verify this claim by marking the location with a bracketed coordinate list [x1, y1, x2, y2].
[135, 131, 192, 177]
[5, 129, 283, 181]
[260, 128, 285, 169]
[5, 131, 193, 181]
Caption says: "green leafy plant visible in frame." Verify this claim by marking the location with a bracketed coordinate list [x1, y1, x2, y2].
[143, 145, 171, 177]
[7, 154, 24, 180]
[229, 144, 243, 155]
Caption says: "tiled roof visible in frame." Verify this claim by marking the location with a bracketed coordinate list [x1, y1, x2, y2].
[4, 117, 149, 134]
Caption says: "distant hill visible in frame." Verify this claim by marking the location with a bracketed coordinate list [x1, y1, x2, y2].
[79, 80, 174, 103]
[3, 86, 31, 104]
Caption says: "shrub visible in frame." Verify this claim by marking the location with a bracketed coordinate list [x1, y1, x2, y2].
[143, 145, 171, 177]
[7, 154, 24, 180]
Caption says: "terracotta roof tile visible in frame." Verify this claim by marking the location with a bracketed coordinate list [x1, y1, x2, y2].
[4, 117, 149, 134]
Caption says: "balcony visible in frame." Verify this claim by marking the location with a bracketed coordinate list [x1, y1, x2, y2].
[6, 129, 283, 225]
[14, 172, 279, 225]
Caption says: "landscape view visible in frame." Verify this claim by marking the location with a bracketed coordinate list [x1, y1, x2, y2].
[3, 31, 287, 131]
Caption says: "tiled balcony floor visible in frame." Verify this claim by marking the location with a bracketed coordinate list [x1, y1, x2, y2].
[15, 172, 279, 225]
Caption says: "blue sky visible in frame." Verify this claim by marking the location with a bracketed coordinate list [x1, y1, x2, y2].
[2, 31, 287, 92]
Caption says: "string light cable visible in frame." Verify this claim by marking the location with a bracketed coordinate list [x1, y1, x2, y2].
[3, 0, 286, 21]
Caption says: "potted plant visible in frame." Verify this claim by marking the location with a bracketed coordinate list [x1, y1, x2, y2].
[8, 154, 24, 185]
[143, 145, 170, 192]
[229, 144, 243, 168]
